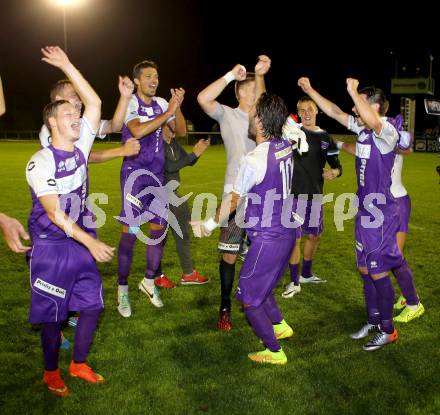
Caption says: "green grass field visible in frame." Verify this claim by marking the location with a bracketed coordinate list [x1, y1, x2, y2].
[0, 141, 439, 415]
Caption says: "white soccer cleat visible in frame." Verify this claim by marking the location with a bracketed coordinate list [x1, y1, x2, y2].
[281, 282, 301, 298]
[299, 274, 327, 284]
[117, 285, 132, 318]
[139, 279, 164, 308]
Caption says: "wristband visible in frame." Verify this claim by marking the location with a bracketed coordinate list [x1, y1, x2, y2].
[223, 71, 235, 84]
[204, 217, 219, 232]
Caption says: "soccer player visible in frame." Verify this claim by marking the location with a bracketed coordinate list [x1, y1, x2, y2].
[298, 77, 413, 351]
[197, 55, 271, 331]
[116, 59, 184, 316]
[26, 46, 114, 396]
[192, 93, 298, 364]
[153, 118, 210, 288]
[336, 118, 424, 323]
[39, 77, 140, 163]
[282, 97, 342, 298]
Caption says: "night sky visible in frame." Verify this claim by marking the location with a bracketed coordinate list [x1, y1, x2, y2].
[1, 0, 439, 133]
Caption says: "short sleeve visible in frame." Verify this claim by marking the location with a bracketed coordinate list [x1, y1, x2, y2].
[39, 124, 51, 148]
[96, 120, 109, 139]
[75, 117, 97, 159]
[206, 102, 225, 122]
[26, 149, 57, 197]
[347, 115, 363, 134]
[155, 97, 169, 113]
[397, 131, 412, 150]
[232, 143, 269, 196]
[125, 95, 140, 124]
[373, 118, 399, 154]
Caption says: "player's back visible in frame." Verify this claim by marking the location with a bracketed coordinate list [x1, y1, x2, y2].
[244, 137, 293, 234]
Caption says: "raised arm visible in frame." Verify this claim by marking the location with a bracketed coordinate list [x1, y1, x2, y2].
[100, 76, 135, 135]
[346, 78, 382, 134]
[127, 93, 180, 139]
[41, 46, 101, 131]
[197, 64, 247, 114]
[298, 77, 349, 128]
[255, 55, 271, 101]
[0, 76, 5, 116]
[38, 194, 114, 262]
[173, 88, 187, 136]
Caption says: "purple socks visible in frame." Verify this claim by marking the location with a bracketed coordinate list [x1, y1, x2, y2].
[245, 305, 280, 352]
[41, 322, 63, 370]
[392, 259, 419, 306]
[145, 228, 167, 279]
[73, 309, 102, 363]
[289, 263, 300, 285]
[302, 259, 312, 278]
[117, 233, 136, 285]
[372, 276, 395, 334]
[360, 273, 380, 325]
[262, 294, 283, 324]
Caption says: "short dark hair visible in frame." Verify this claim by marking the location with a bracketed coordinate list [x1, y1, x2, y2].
[49, 79, 72, 102]
[359, 86, 389, 116]
[235, 72, 255, 100]
[255, 92, 289, 139]
[132, 60, 158, 80]
[43, 100, 70, 131]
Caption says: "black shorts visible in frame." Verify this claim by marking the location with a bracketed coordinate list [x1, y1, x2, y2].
[218, 210, 246, 254]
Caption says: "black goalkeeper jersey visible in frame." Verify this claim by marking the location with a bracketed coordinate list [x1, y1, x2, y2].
[291, 127, 342, 199]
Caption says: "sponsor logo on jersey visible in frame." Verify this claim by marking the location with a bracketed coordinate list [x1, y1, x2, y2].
[126, 193, 143, 209]
[141, 106, 155, 116]
[34, 278, 66, 299]
[65, 157, 77, 172]
[275, 146, 292, 160]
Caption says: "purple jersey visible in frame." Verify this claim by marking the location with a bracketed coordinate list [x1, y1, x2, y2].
[348, 116, 399, 212]
[122, 94, 168, 176]
[233, 137, 293, 234]
[26, 117, 97, 241]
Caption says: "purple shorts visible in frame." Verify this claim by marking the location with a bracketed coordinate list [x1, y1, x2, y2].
[295, 198, 323, 237]
[396, 194, 411, 233]
[236, 230, 296, 307]
[355, 209, 403, 274]
[119, 165, 168, 227]
[29, 239, 103, 324]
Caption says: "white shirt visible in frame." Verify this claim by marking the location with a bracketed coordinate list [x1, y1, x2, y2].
[28, 117, 96, 196]
[207, 102, 256, 195]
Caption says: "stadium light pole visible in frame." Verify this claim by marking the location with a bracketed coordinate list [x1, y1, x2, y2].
[54, 0, 81, 53]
